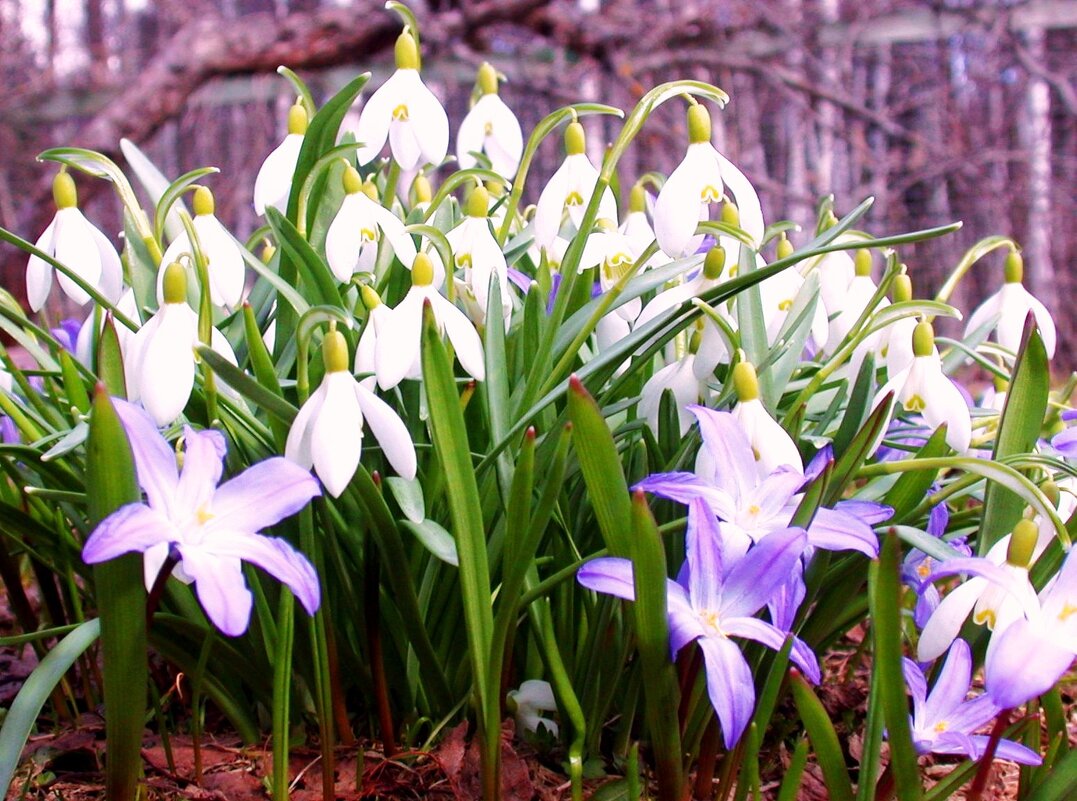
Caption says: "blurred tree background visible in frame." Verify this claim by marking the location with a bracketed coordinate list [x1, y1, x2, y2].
[0, 0, 1073, 362]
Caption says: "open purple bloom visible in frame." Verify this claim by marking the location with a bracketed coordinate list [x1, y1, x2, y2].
[636, 406, 887, 560]
[1050, 409, 1077, 458]
[578, 498, 818, 748]
[902, 639, 1041, 764]
[82, 399, 322, 636]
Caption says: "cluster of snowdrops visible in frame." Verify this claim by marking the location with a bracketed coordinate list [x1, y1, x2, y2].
[1, 5, 1074, 801]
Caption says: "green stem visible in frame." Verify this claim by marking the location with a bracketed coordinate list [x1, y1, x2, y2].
[272, 590, 295, 801]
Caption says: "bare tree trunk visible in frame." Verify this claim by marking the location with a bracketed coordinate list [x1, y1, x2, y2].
[783, 0, 812, 226]
[1018, 27, 1055, 306]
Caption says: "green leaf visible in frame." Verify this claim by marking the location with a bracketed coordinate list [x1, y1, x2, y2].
[153, 166, 221, 245]
[86, 388, 146, 801]
[400, 519, 458, 566]
[276, 66, 316, 118]
[883, 425, 950, 521]
[264, 207, 344, 310]
[825, 392, 893, 505]
[790, 673, 855, 801]
[629, 491, 683, 801]
[869, 533, 922, 800]
[385, 476, 425, 523]
[566, 376, 632, 558]
[978, 321, 1050, 555]
[0, 619, 101, 798]
[196, 345, 298, 425]
[1026, 749, 1077, 801]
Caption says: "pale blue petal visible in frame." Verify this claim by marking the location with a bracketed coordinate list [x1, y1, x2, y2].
[634, 471, 737, 520]
[943, 694, 1001, 735]
[986, 619, 1075, 709]
[806, 507, 880, 556]
[833, 499, 894, 525]
[721, 527, 807, 618]
[208, 457, 321, 534]
[174, 426, 226, 516]
[206, 531, 320, 616]
[577, 557, 637, 601]
[177, 547, 252, 637]
[689, 406, 758, 502]
[923, 639, 973, 723]
[698, 636, 755, 749]
[970, 736, 1043, 766]
[113, 398, 178, 513]
[722, 616, 820, 684]
[82, 503, 175, 563]
[686, 497, 724, 611]
[902, 658, 928, 717]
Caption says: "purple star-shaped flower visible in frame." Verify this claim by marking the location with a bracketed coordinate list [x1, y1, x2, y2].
[82, 399, 322, 636]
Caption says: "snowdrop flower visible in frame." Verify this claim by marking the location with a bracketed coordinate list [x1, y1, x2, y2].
[456, 62, 523, 179]
[874, 321, 972, 454]
[985, 545, 1077, 709]
[254, 103, 307, 216]
[355, 284, 391, 383]
[639, 327, 714, 436]
[917, 519, 1043, 662]
[964, 251, 1056, 358]
[805, 236, 857, 317]
[901, 640, 1041, 764]
[579, 500, 818, 748]
[729, 360, 803, 475]
[82, 398, 321, 637]
[579, 218, 641, 321]
[125, 263, 238, 426]
[160, 187, 245, 309]
[75, 288, 140, 368]
[653, 104, 764, 259]
[287, 328, 416, 497]
[824, 249, 884, 356]
[533, 121, 617, 250]
[507, 680, 559, 736]
[354, 31, 449, 171]
[619, 183, 668, 271]
[881, 273, 917, 379]
[27, 172, 123, 311]
[446, 186, 511, 326]
[325, 165, 420, 283]
[375, 252, 485, 389]
[635, 245, 728, 330]
[758, 235, 828, 351]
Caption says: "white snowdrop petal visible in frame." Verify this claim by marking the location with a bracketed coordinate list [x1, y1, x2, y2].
[53, 208, 103, 306]
[285, 382, 324, 470]
[356, 383, 417, 480]
[310, 372, 364, 497]
[26, 219, 56, 312]
[254, 133, 303, 216]
[435, 295, 486, 382]
[196, 215, 246, 308]
[139, 305, 197, 425]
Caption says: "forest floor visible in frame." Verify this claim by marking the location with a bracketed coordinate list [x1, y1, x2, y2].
[2, 587, 1068, 800]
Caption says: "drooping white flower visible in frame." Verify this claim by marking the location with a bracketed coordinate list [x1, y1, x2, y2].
[507, 680, 559, 736]
[159, 187, 246, 309]
[804, 236, 857, 318]
[640, 327, 716, 435]
[758, 236, 828, 351]
[446, 186, 511, 326]
[578, 218, 641, 323]
[533, 121, 617, 251]
[254, 103, 307, 216]
[325, 165, 421, 283]
[456, 62, 523, 179]
[75, 288, 140, 368]
[653, 104, 764, 259]
[619, 183, 669, 272]
[355, 284, 391, 385]
[729, 360, 803, 476]
[375, 252, 486, 389]
[287, 328, 416, 497]
[27, 172, 123, 312]
[964, 251, 1056, 358]
[125, 263, 238, 426]
[354, 31, 449, 171]
[874, 321, 972, 454]
[824, 249, 886, 356]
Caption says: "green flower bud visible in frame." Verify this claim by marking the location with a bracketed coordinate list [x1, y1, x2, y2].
[687, 103, 711, 145]
[362, 179, 380, 202]
[854, 249, 872, 277]
[629, 183, 646, 214]
[412, 252, 435, 286]
[413, 172, 433, 204]
[1006, 518, 1039, 568]
[395, 31, 420, 71]
[565, 122, 586, 156]
[733, 360, 760, 402]
[322, 328, 349, 374]
[52, 171, 77, 210]
[287, 103, 308, 136]
[688, 328, 703, 354]
[703, 246, 726, 280]
[342, 164, 364, 195]
[260, 241, 277, 263]
[485, 178, 505, 198]
[893, 273, 913, 303]
[821, 209, 838, 230]
[721, 202, 740, 227]
[361, 284, 382, 311]
[467, 185, 489, 218]
[1042, 479, 1060, 508]
[912, 321, 935, 358]
[1004, 251, 1023, 284]
[162, 262, 187, 304]
[776, 234, 793, 261]
[193, 186, 215, 217]
[478, 62, 498, 96]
